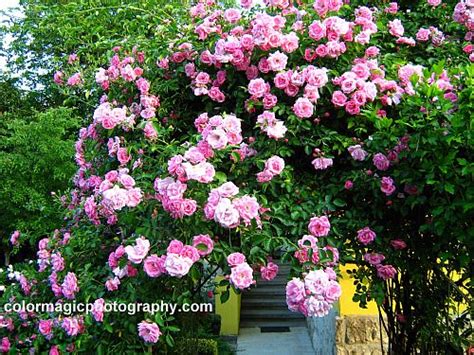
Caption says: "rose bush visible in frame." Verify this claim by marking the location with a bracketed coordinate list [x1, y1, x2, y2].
[1, 0, 472, 353]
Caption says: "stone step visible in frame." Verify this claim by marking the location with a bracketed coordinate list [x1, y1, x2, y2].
[241, 298, 288, 307]
[240, 319, 307, 328]
[240, 308, 304, 320]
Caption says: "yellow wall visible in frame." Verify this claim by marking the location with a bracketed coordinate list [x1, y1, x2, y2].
[339, 264, 378, 316]
[214, 276, 241, 335]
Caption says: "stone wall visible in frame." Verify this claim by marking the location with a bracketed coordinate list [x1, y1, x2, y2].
[336, 315, 388, 355]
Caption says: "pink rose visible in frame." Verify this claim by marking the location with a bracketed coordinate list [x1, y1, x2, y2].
[214, 198, 240, 228]
[144, 254, 166, 277]
[264, 156, 285, 175]
[39, 319, 53, 336]
[230, 262, 254, 289]
[348, 145, 368, 161]
[217, 182, 239, 197]
[286, 278, 305, 311]
[293, 97, 314, 118]
[391, 239, 407, 250]
[380, 176, 396, 196]
[164, 253, 193, 277]
[138, 321, 162, 343]
[260, 262, 279, 281]
[125, 237, 150, 264]
[388, 19, 404, 37]
[92, 298, 105, 322]
[376, 265, 397, 280]
[227, 252, 246, 267]
[312, 157, 333, 170]
[357, 227, 376, 245]
[308, 216, 331, 237]
[308, 20, 326, 41]
[206, 128, 228, 150]
[224, 8, 241, 23]
[373, 153, 390, 170]
[248, 78, 268, 98]
[167, 239, 184, 254]
[364, 253, 385, 265]
[331, 91, 347, 107]
[192, 234, 214, 256]
[61, 272, 79, 300]
[324, 280, 342, 302]
[267, 51, 288, 71]
[416, 28, 431, 42]
[117, 148, 131, 165]
[180, 245, 200, 263]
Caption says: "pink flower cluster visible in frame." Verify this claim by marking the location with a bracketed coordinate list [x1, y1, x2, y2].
[256, 111, 287, 139]
[154, 177, 198, 219]
[286, 269, 341, 317]
[332, 59, 400, 115]
[453, 0, 474, 61]
[204, 182, 261, 228]
[227, 252, 254, 289]
[257, 155, 285, 182]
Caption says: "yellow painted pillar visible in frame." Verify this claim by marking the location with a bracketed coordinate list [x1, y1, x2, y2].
[339, 264, 378, 316]
[214, 276, 241, 335]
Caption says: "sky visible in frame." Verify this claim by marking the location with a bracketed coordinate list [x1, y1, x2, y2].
[0, 0, 20, 72]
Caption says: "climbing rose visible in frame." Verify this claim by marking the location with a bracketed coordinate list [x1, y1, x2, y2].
[260, 262, 279, 281]
[380, 176, 396, 195]
[230, 262, 254, 289]
[125, 237, 150, 264]
[373, 153, 390, 170]
[293, 97, 314, 118]
[308, 216, 331, 237]
[377, 265, 397, 280]
[192, 234, 214, 256]
[61, 272, 79, 300]
[138, 321, 161, 343]
[143, 255, 166, 277]
[227, 252, 246, 267]
[164, 253, 193, 277]
[92, 298, 105, 322]
[357, 227, 376, 245]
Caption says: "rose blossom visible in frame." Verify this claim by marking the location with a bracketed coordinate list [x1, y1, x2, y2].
[391, 239, 407, 250]
[348, 145, 368, 161]
[377, 265, 397, 280]
[164, 253, 193, 277]
[293, 97, 314, 118]
[308, 216, 331, 237]
[39, 319, 53, 336]
[192, 234, 214, 256]
[364, 253, 385, 265]
[357, 227, 376, 245]
[230, 262, 254, 289]
[373, 153, 390, 170]
[312, 157, 333, 170]
[92, 298, 105, 322]
[260, 262, 279, 281]
[227, 252, 246, 267]
[264, 156, 285, 175]
[286, 278, 305, 311]
[61, 272, 79, 299]
[138, 321, 161, 343]
[125, 237, 150, 264]
[144, 255, 166, 277]
[381, 176, 396, 196]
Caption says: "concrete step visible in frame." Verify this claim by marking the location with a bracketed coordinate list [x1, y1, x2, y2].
[241, 309, 304, 319]
[240, 319, 307, 328]
[242, 298, 288, 307]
